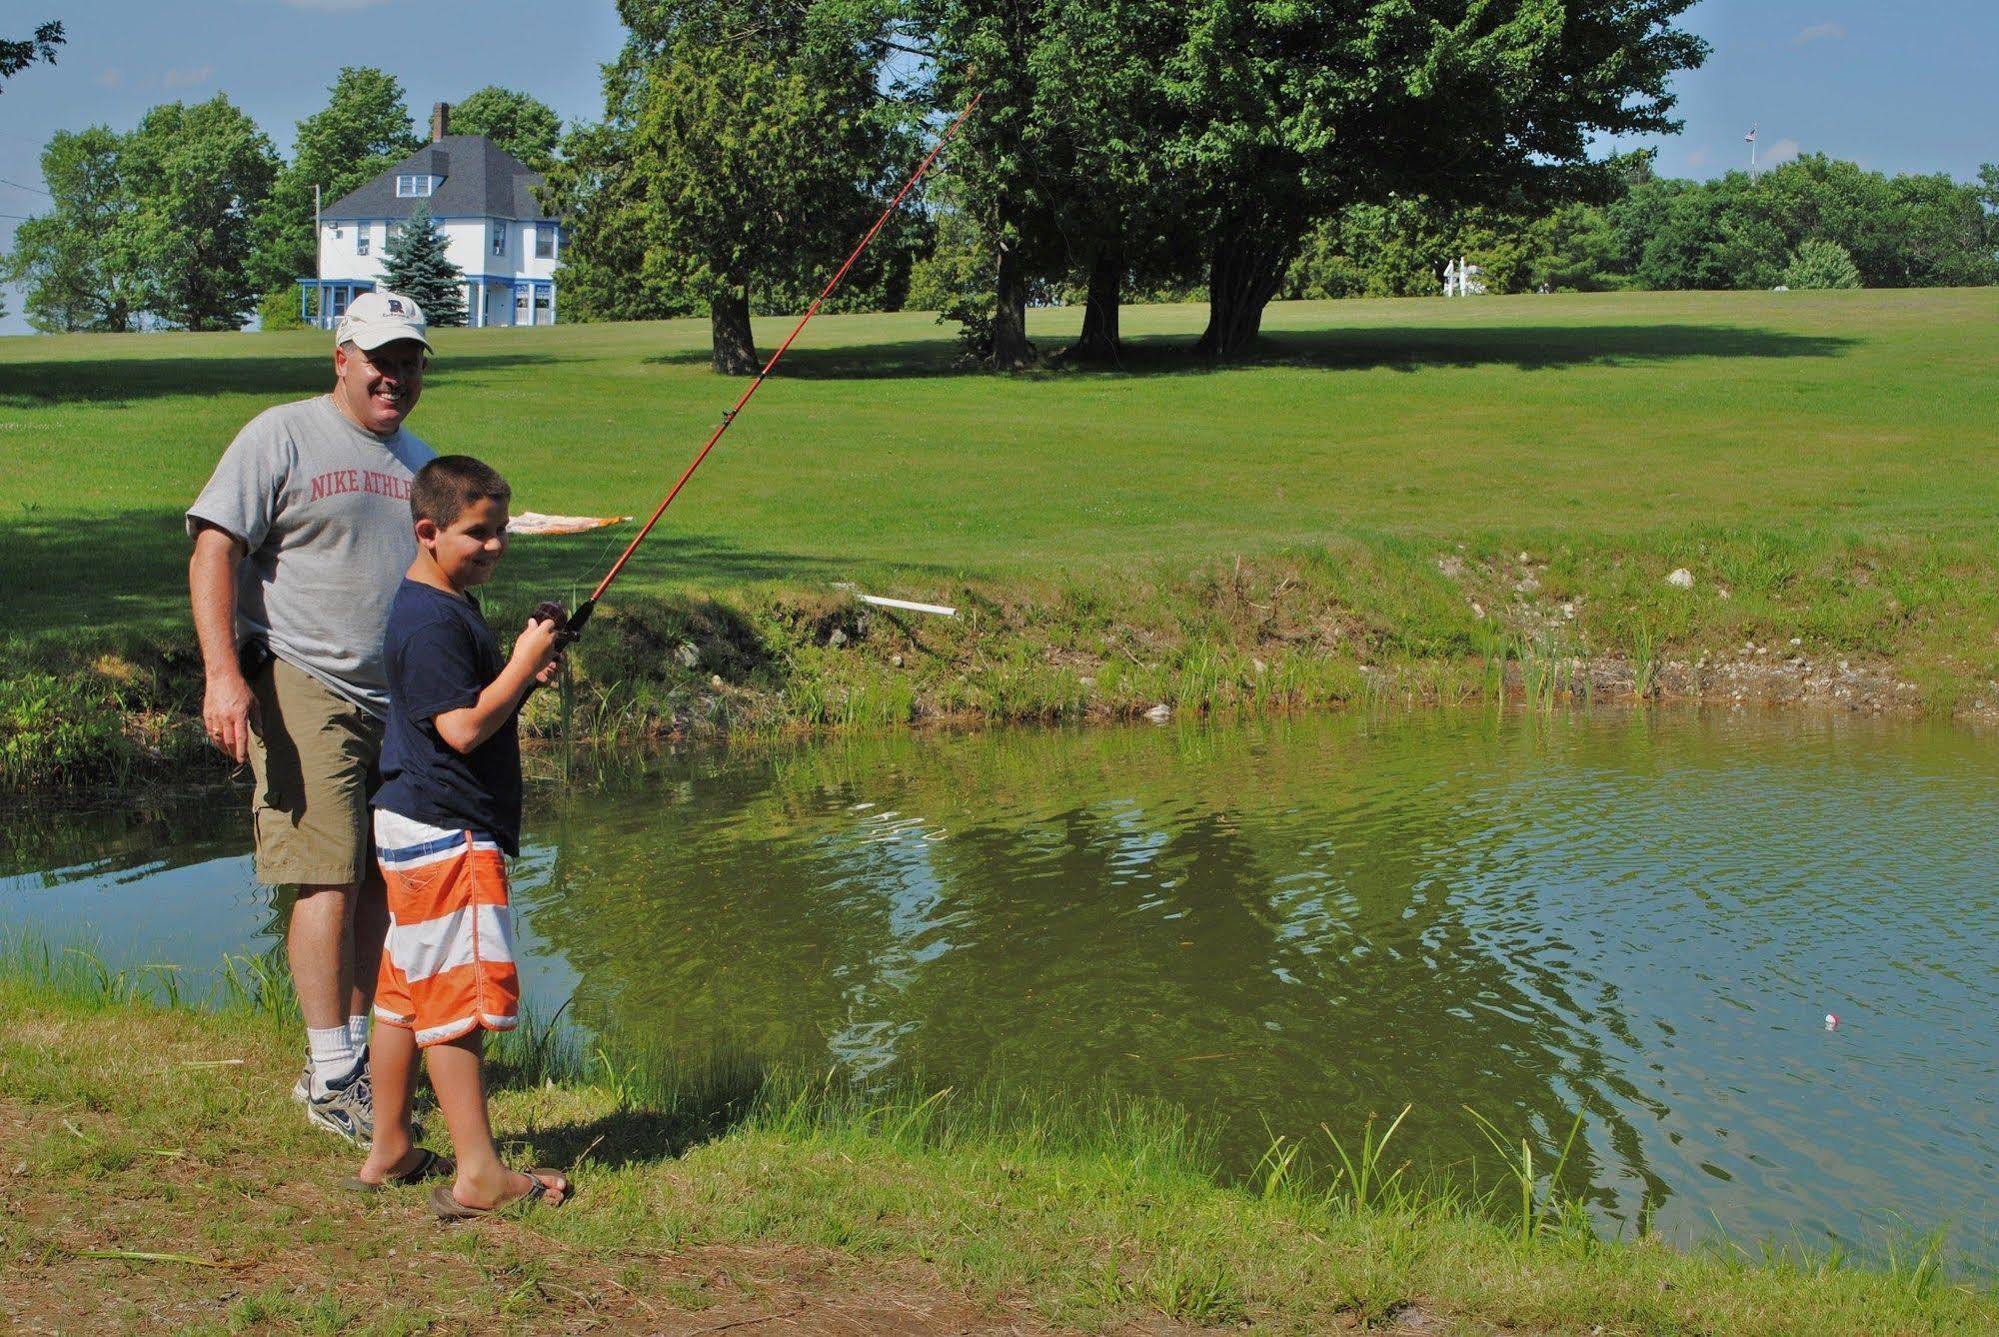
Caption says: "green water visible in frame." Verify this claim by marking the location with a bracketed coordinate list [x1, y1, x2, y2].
[8, 709, 1997, 1263]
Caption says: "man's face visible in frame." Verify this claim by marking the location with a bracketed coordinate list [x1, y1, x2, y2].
[420, 494, 510, 591]
[333, 339, 426, 435]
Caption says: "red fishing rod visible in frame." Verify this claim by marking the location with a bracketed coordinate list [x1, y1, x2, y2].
[542, 95, 982, 644]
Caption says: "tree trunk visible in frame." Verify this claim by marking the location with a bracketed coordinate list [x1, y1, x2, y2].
[989, 241, 1033, 371]
[1194, 222, 1295, 360]
[1070, 245, 1122, 363]
[709, 286, 758, 375]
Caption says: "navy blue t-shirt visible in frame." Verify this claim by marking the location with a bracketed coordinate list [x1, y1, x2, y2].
[373, 579, 523, 856]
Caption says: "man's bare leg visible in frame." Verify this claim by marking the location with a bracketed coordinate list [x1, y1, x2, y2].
[350, 870, 389, 1022]
[289, 882, 354, 1031]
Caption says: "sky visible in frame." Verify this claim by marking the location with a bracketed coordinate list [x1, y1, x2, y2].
[1, 0, 1995, 336]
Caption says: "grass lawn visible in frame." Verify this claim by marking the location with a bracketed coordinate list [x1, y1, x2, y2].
[4, 289, 1997, 782]
[8, 959, 1996, 1335]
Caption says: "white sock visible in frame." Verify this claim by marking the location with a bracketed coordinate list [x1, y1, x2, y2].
[347, 1014, 369, 1053]
[307, 1025, 360, 1097]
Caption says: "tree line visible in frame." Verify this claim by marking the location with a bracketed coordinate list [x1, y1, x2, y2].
[549, 0, 1711, 370]
[4, 69, 560, 333]
[8, 6, 1996, 360]
[1280, 153, 1999, 299]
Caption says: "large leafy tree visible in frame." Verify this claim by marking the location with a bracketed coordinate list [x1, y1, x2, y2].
[379, 202, 467, 325]
[250, 67, 421, 295]
[609, 1, 907, 372]
[451, 86, 562, 170]
[3, 125, 142, 332]
[915, 0, 1061, 370]
[121, 95, 280, 330]
[0, 19, 61, 91]
[1155, 0, 1706, 358]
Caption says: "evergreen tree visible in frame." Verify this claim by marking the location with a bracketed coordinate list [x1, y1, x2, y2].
[1783, 238, 1863, 290]
[378, 203, 466, 325]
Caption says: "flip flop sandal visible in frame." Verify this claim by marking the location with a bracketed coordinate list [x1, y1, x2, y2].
[344, 1147, 454, 1193]
[430, 1168, 568, 1221]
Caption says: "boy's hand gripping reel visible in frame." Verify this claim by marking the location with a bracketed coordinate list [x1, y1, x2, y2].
[532, 599, 595, 647]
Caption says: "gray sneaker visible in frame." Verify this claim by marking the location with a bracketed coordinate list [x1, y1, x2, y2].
[291, 1061, 310, 1105]
[305, 1065, 374, 1144]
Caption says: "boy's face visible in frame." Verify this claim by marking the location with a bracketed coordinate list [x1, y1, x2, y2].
[419, 495, 510, 591]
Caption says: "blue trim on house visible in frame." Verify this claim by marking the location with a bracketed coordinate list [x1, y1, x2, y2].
[296, 277, 377, 329]
[295, 275, 559, 329]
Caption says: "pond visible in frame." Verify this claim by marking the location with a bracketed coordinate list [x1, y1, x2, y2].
[7, 708, 1996, 1267]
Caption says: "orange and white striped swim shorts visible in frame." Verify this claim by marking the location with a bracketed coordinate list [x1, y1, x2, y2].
[372, 809, 520, 1048]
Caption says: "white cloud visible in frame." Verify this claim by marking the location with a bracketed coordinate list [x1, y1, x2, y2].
[96, 68, 122, 89]
[1795, 22, 1846, 44]
[1762, 138, 1802, 168]
[162, 64, 214, 90]
[1685, 146, 1711, 170]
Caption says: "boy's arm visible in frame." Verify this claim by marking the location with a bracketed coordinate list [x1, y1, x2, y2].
[431, 616, 561, 755]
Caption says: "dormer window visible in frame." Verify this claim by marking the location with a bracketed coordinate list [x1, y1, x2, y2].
[395, 174, 438, 198]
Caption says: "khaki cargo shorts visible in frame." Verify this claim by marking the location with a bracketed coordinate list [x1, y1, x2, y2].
[247, 658, 385, 888]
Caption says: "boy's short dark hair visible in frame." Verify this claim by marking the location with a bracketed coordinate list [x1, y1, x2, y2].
[411, 455, 511, 529]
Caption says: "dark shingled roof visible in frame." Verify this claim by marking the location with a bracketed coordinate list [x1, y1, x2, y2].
[322, 135, 556, 222]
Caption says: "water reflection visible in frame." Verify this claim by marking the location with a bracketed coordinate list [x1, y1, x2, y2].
[7, 710, 1997, 1264]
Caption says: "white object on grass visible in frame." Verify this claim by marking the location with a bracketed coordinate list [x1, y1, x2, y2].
[1665, 568, 1695, 589]
[832, 582, 956, 618]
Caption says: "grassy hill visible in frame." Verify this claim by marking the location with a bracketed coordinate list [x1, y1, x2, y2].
[4, 290, 1996, 783]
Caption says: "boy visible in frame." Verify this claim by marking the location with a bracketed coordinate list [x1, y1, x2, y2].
[355, 454, 570, 1215]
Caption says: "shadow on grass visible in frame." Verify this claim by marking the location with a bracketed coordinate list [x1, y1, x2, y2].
[0, 507, 856, 649]
[0, 349, 554, 407]
[494, 1047, 780, 1171]
[646, 323, 1857, 381]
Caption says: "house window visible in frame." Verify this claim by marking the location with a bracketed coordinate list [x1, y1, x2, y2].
[534, 224, 554, 260]
[395, 174, 437, 198]
[356, 225, 369, 256]
[492, 223, 506, 257]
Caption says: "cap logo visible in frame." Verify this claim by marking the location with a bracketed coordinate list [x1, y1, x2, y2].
[387, 299, 405, 315]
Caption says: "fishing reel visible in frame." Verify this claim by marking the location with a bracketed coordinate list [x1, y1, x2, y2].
[531, 599, 595, 647]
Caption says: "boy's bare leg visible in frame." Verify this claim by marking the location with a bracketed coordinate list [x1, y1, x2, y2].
[427, 1032, 568, 1209]
[356, 1022, 421, 1183]
[288, 884, 353, 1031]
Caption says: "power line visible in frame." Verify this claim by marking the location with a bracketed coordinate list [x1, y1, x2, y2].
[0, 175, 52, 197]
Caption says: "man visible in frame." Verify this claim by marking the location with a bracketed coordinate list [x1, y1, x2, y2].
[187, 291, 438, 1142]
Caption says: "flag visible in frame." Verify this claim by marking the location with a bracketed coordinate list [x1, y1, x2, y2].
[1745, 125, 1758, 143]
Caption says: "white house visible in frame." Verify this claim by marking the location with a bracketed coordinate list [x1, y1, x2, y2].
[299, 104, 563, 329]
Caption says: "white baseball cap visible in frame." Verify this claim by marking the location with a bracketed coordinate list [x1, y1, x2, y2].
[335, 289, 432, 353]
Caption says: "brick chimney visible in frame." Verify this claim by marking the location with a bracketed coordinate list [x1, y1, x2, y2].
[430, 102, 450, 142]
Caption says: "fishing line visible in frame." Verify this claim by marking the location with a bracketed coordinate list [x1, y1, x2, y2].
[544, 94, 982, 644]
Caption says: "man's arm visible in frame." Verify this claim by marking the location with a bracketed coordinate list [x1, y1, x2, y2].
[189, 522, 257, 764]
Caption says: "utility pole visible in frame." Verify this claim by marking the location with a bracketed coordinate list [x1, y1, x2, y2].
[313, 183, 322, 328]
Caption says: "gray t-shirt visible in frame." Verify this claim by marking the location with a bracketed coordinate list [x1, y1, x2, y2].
[187, 394, 436, 718]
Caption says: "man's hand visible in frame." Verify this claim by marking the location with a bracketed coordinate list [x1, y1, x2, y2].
[189, 522, 256, 764]
[203, 669, 259, 764]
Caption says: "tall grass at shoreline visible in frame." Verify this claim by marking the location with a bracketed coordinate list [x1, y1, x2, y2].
[5, 935, 1988, 1333]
